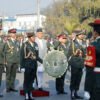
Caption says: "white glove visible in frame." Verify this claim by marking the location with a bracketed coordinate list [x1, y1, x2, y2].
[37, 64, 44, 72]
[21, 68, 25, 73]
[84, 91, 90, 100]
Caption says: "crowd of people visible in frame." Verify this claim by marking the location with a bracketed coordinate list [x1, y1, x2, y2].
[0, 19, 100, 100]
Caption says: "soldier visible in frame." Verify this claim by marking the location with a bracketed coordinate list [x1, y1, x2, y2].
[0, 35, 5, 97]
[16, 35, 24, 73]
[84, 19, 100, 100]
[20, 32, 43, 100]
[69, 30, 86, 100]
[3, 29, 20, 92]
[54, 33, 70, 95]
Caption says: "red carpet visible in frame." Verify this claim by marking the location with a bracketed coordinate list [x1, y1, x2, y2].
[20, 89, 49, 97]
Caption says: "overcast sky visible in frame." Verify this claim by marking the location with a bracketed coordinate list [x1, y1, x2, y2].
[0, 0, 53, 16]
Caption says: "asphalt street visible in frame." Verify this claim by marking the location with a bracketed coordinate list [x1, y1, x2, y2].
[1, 71, 85, 100]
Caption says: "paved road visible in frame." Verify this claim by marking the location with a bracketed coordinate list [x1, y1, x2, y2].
[1, 71, 85, 100]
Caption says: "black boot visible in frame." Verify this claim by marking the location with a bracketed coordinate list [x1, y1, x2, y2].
[71, 90, 76, 100]
[28, 92, 34, 100]
[74, 91, 83, 99]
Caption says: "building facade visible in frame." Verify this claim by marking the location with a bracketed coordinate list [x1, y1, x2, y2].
[2, 14, 46, 34]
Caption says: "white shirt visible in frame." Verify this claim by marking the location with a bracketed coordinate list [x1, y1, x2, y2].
[38, 39, 43, 49]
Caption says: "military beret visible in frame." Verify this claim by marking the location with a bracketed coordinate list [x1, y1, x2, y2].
[36, 28, 42, 32]
[93, 26, 100, 34]
[73, 30, 85, 36]
[27, 32, 35, 38]
[8, 28, 16, 34]
[89, 19, 100, 34]
[89, 19, 100, 27]
[57, 33, 67, 39]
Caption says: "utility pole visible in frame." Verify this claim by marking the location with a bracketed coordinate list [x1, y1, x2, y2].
[37, 0, 40, 28]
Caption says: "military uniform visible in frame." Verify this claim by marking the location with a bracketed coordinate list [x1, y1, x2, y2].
[86, 19, 100, 100]
[92, 37, 100, 100]
[3, 29, 20, 92]
[0, 38, 5, 97]
[69, 31, 86, 99]
[54, 33, 70, 94]
[20, 32, 42, 100]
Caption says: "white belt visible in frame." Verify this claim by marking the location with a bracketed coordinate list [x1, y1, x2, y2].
[94, 67, 100, 72]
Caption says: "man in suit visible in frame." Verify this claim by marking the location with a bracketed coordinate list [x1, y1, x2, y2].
[0, 35, 5, 97]
[34, 28, 47, 91]
[3, 29, 20, 92]
[20, 32, 43, 100]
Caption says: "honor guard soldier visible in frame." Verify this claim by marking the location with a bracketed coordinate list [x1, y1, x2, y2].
[20, 32, 43, 100]
[0, 35, 5, 97]
[69, 30, 86, 100]
[3, 29, 20, 92]
[54, 33, 70, 95]
[84, 19, 100, 100]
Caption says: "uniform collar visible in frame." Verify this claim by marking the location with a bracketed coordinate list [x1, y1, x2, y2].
[28, 40, 34, 47]
[11, 38, 16, 42]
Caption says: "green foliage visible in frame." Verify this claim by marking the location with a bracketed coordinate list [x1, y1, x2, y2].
[64, 18, 80, 34]
[43, 0, 100, 36]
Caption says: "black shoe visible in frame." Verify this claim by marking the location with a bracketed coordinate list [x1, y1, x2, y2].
[29, 96, 34, 100]
[57, 92, 62, 95]
[61, 91, 68, 94]
[38, 88, 43, 91]
[0, 94, 3, 98]
[10, 88, 18, 92]
[71, 96, 76, 100]
[74, 91, 83, 99]
[6, 89, 11, 92]
[74, 95, 83, 99]
[25, 99, 29, 100]
[71, 90, 75, 100]
[29, 98, 34, 100]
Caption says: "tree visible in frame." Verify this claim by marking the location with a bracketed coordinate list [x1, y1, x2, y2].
[42, 0, 100, 36]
